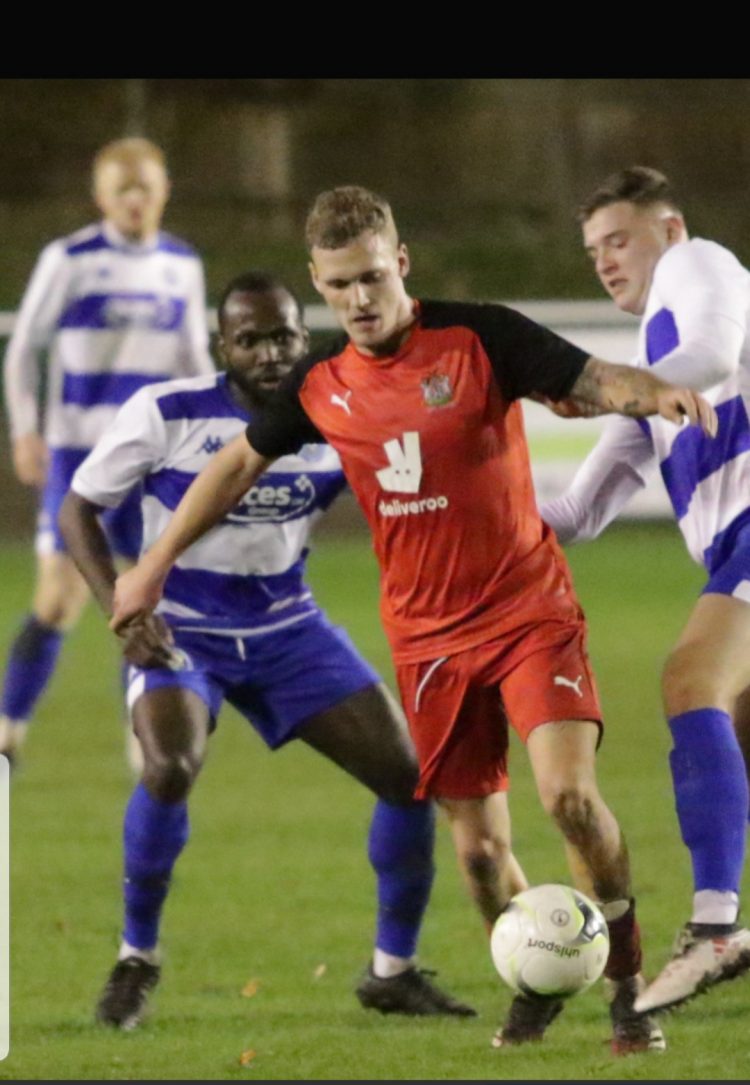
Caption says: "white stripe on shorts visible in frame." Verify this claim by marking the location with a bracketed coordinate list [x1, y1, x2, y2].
[414, 656, 449, 714]
[126, 673, 147, 713]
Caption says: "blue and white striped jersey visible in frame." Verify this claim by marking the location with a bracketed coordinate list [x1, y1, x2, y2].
[71, 373, 347, 635]
[542, 239, 750, 572]
[4, 221, 214, 451]
[637, 239, 750, 569]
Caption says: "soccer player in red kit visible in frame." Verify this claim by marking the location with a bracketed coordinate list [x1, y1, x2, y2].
[111, 187, 717, 1053]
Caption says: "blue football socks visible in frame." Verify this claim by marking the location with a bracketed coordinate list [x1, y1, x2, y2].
[368, 799, 435, 959]
[669, 708, 749, 894]
[123, 782, 189, 950]
[0, 614, 63, 721]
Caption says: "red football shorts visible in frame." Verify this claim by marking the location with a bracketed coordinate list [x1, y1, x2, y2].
[395, 620, 602, 801]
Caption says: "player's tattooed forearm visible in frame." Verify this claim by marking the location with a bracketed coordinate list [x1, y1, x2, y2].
[569, 360, 607, 406]
[571, 359, 655, 416]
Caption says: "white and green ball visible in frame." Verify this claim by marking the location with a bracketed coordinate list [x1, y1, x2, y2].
[490, 884, 610, 998]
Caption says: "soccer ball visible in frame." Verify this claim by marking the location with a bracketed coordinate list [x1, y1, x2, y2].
[490, 884, 610, 998]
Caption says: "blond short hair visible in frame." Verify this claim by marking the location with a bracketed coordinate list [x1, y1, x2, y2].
[93, 137, 167, 178]
[305, 185, 398, 251]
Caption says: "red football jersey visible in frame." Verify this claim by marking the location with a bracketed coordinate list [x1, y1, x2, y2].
[246, 300, 591, 663]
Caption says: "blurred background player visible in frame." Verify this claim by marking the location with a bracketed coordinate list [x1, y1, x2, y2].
[60, 271, 474, 1029]
[107, 187, 722, 1052]
[0, 137, 214, 767]
[540, 166, 750, 1014]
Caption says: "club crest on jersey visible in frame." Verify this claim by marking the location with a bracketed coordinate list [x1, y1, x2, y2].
[421, 372, 453, 408]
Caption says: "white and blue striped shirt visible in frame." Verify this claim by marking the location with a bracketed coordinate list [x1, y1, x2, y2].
[71, 373, 347, 635]
[4, 220, 214, 451]
[541, 238, 750, 571]
[637, 239, 750, 569]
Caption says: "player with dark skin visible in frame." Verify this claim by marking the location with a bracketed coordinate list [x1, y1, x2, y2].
[62, 286, 417, 803]
[60, 277, 481, 1028]
[108, 188, 717, 1053]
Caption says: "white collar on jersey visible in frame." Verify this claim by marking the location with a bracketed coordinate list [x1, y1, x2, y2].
[102, 219, 161, 254]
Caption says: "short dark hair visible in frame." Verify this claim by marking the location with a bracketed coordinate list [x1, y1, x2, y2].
[217, 271, 304, 332]
[577, 167, 681, 223]
[305, 185, 398, 250]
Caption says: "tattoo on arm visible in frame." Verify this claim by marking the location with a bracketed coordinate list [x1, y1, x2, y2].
[568, 359, 656, 417]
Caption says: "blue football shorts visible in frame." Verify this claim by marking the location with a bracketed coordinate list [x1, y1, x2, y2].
[703, 516, 750, 603]
[125, 613, 380, 749]
[37, 447, 143, 560]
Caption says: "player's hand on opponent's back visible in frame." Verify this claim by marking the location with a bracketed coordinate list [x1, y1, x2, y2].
[12, 433, 49, 487]
[115, 612, 177, 669]
[110, 558, 169, 635]
[655, 385, 717, 435]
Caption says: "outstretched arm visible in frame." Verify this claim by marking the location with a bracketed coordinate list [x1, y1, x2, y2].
[59, 491, 177, 668]
[555, 357, 717, 434]
[111, 434, 273, 631]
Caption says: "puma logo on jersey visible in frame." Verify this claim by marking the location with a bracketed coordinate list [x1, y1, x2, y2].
[376, 431, 423, 493]
[553, 674, 584, 697]
[330, 391, 353, 416]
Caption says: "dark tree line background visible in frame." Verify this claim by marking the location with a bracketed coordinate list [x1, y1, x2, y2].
[1, 78, 746, 535]
[1, 79, 747, 306]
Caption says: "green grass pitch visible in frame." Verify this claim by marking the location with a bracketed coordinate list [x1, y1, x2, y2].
[1, 523, 749, 1081]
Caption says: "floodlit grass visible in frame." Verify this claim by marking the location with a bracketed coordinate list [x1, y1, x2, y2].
[527, 433, 602, 461]
[1, 524, 749, 1081]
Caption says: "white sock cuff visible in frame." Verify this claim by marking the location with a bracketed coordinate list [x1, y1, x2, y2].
[691, 889, 739, 926]
[0, 718, 28, 751]
[118, 940, 161, 965]
[372, 948, 414, 978]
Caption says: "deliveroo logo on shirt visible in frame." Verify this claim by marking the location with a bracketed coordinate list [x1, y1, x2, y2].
[227, 473, 318, 524]
[376, 431, 450, 518]
[376, 432, 423, 492]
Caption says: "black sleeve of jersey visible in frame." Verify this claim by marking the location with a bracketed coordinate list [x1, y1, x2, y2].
[244, 334, 349, 457]
[420, 300, 590, 402]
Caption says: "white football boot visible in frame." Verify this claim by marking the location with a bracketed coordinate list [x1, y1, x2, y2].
[634, 924, 750, 1014]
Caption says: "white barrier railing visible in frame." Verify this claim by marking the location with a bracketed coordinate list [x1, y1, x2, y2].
[0, 299, 669, 517]
[0, 299, 639, 338]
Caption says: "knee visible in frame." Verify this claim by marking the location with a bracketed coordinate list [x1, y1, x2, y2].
[33, 558, 89, 629]
[461, 847, 501, 888]
[454, 833, 511, 883]
[142, 751, 199, 803]
[33, 603, 76, 631]
[33, 586, 88, 630]
[373, 760, 420, 806]
[661, 646, 727, 716]
[541, 782, 600, 843]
